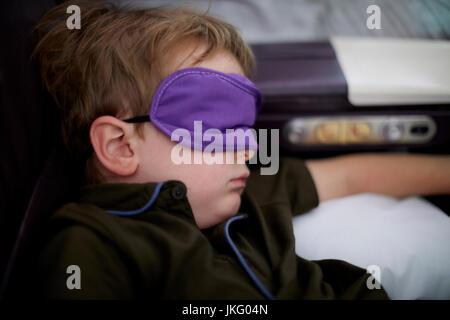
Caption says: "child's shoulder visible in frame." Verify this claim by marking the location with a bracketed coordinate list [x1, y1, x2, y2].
[47, 201, 124, 240]
[245, 156, 319, 214]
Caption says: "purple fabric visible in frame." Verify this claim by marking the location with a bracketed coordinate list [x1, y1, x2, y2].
[149, 67, 263, 151]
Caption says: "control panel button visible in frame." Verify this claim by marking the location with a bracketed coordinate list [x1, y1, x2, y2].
[383, 123, 404, 141]
[346, 122, 371, 143]
[315, 122, 340, 144]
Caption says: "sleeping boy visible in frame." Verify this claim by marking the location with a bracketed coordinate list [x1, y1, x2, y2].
[30, 1, 449, 299]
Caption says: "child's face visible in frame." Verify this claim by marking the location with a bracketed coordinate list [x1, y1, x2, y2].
[132, 45, 253, 229]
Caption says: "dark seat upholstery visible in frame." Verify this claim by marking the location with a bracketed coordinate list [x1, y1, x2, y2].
[0, 0, 79, 299]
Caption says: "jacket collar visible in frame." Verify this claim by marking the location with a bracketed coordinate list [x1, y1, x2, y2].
[78, 180, 194, 220]
[78, 180, 253, 241]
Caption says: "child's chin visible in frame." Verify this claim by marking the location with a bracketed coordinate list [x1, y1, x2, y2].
[225, 190, 243, 213]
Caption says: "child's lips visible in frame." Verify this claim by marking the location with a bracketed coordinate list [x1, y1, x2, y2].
[229, 173, 249, 189]
[229, 177, 247, 189]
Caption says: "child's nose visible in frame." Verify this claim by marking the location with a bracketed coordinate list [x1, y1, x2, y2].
[245, 149, 255, 161]
[235, 149, 255, 163]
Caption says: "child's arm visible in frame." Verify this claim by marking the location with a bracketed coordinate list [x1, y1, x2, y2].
[305, 153, 450, 203]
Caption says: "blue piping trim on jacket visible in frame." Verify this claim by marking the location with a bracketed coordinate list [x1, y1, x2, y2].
[224, 214, 275, 300]
[105, 182, 165, 216]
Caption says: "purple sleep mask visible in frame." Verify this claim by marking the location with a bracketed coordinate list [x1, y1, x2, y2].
[123, 67, 263, 151]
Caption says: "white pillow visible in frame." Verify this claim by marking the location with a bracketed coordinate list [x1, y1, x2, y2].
[293, 193, 450, 299]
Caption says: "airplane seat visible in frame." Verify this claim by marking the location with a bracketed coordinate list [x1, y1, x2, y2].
[0, 0, 81, 299]
[1, 146, 82, 299]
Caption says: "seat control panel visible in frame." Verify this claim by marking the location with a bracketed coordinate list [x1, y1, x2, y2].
[283, 115, 436, 146]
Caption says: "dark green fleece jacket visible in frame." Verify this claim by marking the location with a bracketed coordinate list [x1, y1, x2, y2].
[34, 157, 388, 300]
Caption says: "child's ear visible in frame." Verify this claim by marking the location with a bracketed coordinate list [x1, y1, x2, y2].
[90, 115, 139, 176]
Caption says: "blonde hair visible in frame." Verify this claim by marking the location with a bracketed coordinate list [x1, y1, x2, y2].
[33, 0, 256, 184]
